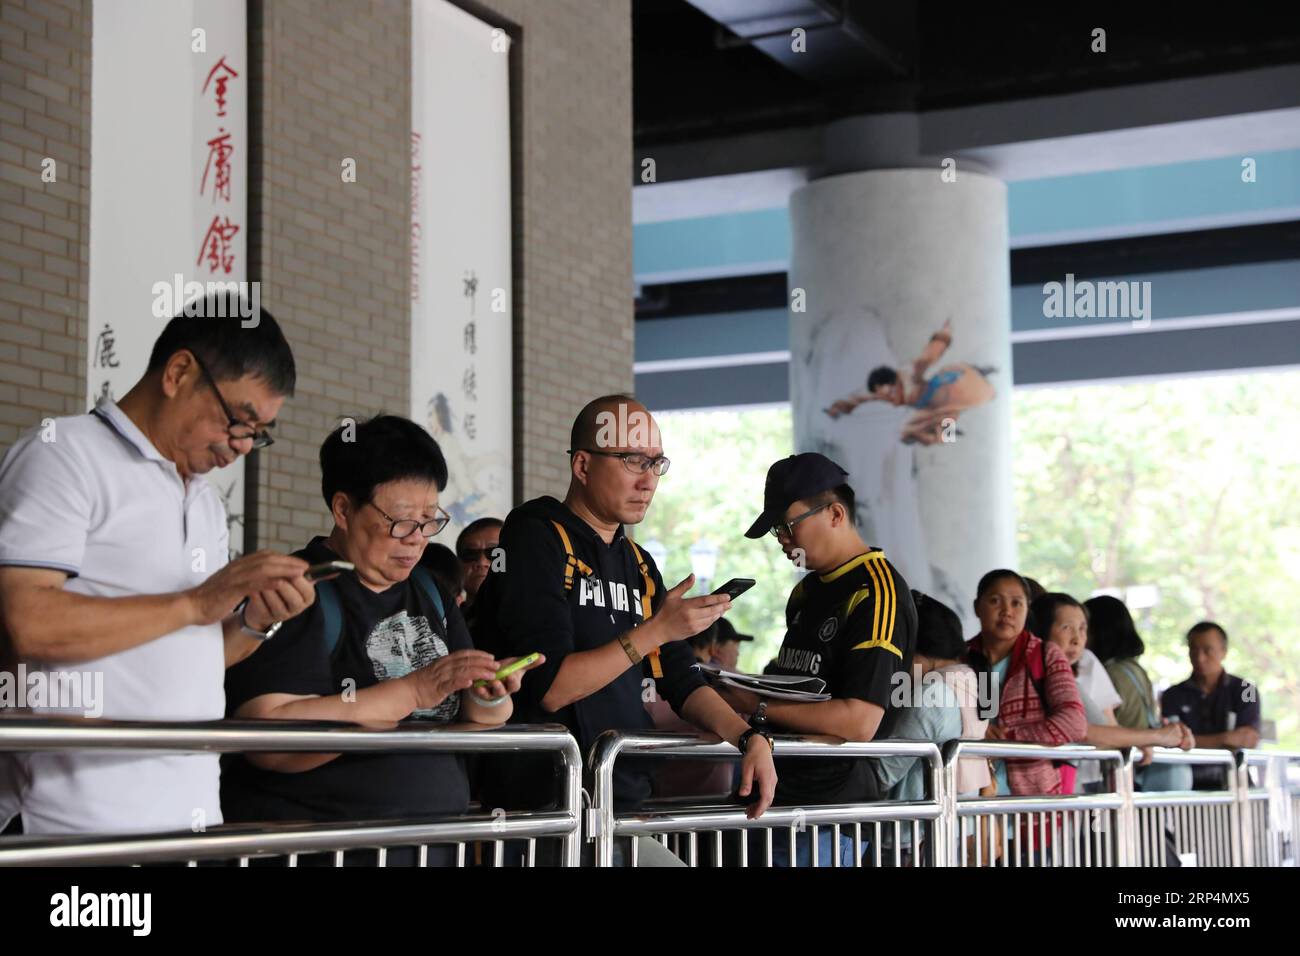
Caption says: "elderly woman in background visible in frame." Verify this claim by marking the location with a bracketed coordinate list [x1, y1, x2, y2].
[1033, 592, 1192, 794]
[1085, 594, 1190, 792]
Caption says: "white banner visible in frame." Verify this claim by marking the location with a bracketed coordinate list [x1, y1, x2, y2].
[89, 0, 248, 555]
[411, 0, 514, 538]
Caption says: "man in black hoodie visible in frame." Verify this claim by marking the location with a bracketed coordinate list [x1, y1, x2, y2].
[474, 395, 776, 837]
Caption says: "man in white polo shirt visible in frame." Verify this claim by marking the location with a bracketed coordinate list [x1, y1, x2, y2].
[0, 293, 317, 834]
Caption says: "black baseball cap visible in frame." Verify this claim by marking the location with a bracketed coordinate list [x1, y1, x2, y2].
[744, 453, 850, 539]
[714, 617, 753, 644]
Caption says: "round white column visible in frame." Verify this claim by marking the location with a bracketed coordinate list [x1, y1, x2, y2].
[789, 167, 1014, 630]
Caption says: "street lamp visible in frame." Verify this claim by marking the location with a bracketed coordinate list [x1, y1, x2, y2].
[690, 539, 718, 593]
[643, 538, 668, 576]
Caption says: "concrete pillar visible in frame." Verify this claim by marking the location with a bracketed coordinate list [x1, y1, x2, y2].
[789, 162, 1014, 628]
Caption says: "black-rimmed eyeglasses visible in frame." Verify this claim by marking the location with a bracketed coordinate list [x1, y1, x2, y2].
[190, 350, 275, 450]
[569, 448, 671, 476]
[367, 501, 451, 539]
[769, 502, 831, 539]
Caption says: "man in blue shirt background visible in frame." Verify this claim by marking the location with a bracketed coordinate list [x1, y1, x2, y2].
[1160, 621, 1261, 789]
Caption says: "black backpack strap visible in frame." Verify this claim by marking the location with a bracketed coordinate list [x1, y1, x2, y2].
[317, 578, 344, 657]
[408, 565, 447, 630]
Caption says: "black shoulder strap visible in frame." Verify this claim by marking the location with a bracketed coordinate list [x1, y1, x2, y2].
[317, 578, 344, 657]
[409, 565, 447, 629]
[1031, 640, 1048, 703]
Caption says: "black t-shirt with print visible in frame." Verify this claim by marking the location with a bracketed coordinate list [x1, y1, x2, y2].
[471, 496, 708, 810]
[222, 537, 473, 824]
[766, 549, 916, 805]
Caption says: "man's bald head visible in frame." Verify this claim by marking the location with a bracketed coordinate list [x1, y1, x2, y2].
[569, 394, 660, 453]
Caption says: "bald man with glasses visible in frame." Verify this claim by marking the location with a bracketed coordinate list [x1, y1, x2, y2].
[472, 394, 776, 863]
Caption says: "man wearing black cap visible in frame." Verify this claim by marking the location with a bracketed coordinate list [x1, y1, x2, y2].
[711, 617, 753, 672]
[721, 453, 917, 865]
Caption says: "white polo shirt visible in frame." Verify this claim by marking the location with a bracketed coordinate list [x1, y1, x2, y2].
[0, 398, 228, 834]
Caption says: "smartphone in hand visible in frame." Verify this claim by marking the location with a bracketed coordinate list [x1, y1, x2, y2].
[712, 578, 756, 600]
[304, 560, 355, 582]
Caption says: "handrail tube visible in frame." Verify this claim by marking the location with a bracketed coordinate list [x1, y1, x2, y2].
[0, 715, 575, 753]
[1139, 747, 1240, 767]
[0, 811, 576, 866]
[955, 795, 1125, 816]
[945, 740, 1126, 763]
[1131, 792, 1236, 807]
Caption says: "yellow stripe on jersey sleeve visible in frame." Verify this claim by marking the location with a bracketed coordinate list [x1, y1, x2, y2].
[849, 637, 904, 658]
[852, 556, 898, 657]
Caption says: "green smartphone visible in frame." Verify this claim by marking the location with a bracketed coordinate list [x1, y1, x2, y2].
[473, 651, 540, 688]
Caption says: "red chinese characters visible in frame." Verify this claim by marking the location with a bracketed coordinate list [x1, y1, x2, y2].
[201, 130, 234, 203]
[201, 56, 239, 118]
[196, 216, 240, 274]
[196, 55, 240, 274]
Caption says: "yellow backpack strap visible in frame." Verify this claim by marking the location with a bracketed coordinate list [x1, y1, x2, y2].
[626, 538, 662, 678]
[550, 520, 592, 591]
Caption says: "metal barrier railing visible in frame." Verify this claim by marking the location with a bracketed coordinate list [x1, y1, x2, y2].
[0, 715, 583, 867]
[1243, 750, 1299, 867]
[941, 740, 1131, 867]
[587, 730, 945, 867]
[3, 715, 1296, 868]
[1126, 748, 1243, 867]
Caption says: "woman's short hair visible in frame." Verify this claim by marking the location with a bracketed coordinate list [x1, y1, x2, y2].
[912, 590, 966, 660]
[974, 569, 1030, 603]
[320, 415, 448, 508]
[1083, 594, 1146, 661]
[1029, 592, 1086, 640]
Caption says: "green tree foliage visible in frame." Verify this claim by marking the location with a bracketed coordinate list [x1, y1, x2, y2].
[1015, 372, 1300, 748]
[635, 407, 798, 672]
[643, 374, 1299, 747]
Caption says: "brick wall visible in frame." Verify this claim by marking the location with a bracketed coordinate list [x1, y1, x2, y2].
[0, 0, 634, 551]
[0, 0, 91, 449]
[470, 0, 635, 503]
[246, 0, 414, 551]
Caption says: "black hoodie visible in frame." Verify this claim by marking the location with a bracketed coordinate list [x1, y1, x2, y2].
[473, 496, 707, 808]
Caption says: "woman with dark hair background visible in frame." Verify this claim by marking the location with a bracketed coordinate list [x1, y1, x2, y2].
[966, 570, 1086, 797]
[1084, 594, 1191, 791]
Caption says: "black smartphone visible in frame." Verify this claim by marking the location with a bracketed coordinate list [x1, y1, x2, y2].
[712, 577, 756, 600]
[304, 560, 355, 582]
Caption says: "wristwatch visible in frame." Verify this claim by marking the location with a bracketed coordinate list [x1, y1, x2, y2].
[750, 700, 769, 728]
[237, 598, 283, 641]
[738, 727, 774, 755]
